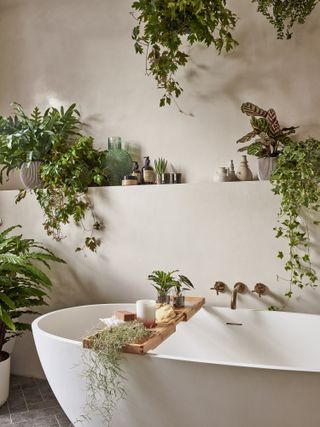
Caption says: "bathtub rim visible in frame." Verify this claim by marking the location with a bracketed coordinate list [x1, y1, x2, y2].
[32, 303, 320, 374]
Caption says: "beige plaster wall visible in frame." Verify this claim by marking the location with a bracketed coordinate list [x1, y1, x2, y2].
[0, 0, 319, 378]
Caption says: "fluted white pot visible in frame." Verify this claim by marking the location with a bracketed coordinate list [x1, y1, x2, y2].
[257, 157, 277, 181]
[0, 353, 10, 406]
[20, 161, 42, 189]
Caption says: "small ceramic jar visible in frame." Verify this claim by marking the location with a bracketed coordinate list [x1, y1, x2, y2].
[214, 167, 229, 182]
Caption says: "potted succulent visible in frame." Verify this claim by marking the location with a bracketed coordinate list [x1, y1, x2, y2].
[0, 103, 111, 252]
[172, 273, 194, 308]
[148, 270, 176, 304]
[154, 158, 169, 184]
[236, 102, 298, 180]
[0, 225, 64, 405]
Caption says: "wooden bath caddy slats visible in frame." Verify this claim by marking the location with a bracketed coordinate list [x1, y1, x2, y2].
[82, 296, 205, 355]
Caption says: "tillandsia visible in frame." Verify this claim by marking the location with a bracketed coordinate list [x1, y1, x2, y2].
[237, 102, 298, 157]
[81, 322, 152, 426]
[271, 138, 320, 298]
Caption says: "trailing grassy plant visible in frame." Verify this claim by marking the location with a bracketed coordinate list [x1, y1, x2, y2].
[82, 322, 152, 426]
[271, 138, 320, 298]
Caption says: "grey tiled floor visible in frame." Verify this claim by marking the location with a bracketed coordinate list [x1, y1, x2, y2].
[0, 375, 72, 427]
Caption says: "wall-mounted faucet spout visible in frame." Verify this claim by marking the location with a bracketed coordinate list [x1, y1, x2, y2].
[231, 282, 246, 310]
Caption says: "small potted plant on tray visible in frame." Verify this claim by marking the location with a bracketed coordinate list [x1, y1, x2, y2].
[172, 273, 194, 308]
[148, 270, 176, 303]
[0, 225, 64, 405]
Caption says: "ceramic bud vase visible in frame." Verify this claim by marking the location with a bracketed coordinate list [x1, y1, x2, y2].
[20, 161, 42, 189]
[214, 167, 229, 182]
[236, 155, 253, 181]
[0, 353, 10, 406]
[257, 157, 277, 181]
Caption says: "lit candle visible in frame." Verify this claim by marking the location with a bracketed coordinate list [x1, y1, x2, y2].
[136, 299, 156, 328]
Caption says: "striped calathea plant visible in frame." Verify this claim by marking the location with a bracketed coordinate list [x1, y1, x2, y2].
[236, 102, 298, 157]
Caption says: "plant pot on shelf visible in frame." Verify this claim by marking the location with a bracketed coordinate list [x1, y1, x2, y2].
[173, 295, 185, 308]
[257, 157, 278, 181]
[157, 295, 171, 304]
[156, 173, 171, 184]
[0, 352, 10, 406]
[20, 161, 42, 189]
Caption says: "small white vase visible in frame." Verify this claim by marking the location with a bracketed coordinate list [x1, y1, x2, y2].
[257, 157, 277, 181]
[20, 161, 42, 189]
[0, 353, 10, 406]
[236, 155, 253, 181]
[214, 167, 229, 182]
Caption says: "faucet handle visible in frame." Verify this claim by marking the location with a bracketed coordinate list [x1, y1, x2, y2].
[234, 282, 246, 293]
[252, 283, 267, 297]
[210, 281, 226, 295]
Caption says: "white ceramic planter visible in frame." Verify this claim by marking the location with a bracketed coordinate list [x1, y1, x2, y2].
[20, 161, 42, 189]
[0, 353, 10, 406]
[257, 157, 277, 181]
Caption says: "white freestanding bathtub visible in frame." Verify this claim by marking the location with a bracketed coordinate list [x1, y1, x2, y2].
[32, 304, 320, 427]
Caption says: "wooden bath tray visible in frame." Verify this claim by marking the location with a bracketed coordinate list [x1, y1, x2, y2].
[83, 296, 205, 355]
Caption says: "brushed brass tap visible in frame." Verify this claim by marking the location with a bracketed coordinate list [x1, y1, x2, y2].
[210, 281, 226, 295]
[252, 283, 267, 297]
[231, 282, 246, 310]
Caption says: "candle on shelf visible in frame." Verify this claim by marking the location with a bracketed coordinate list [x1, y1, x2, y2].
[136, 299, 156, 328]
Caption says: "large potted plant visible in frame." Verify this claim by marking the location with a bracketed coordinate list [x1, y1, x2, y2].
[0, 225, 64, 405]
[236, 102, 298, 180]
[0, 103, 111, 252]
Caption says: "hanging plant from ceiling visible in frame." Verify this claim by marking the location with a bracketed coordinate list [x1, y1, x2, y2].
[252, 0, 318, 39]
[131, 0, 318, 107]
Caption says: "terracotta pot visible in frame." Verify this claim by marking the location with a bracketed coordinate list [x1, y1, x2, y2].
[257, 157, 277, 181]
[20, 161, 42, 189]
[0, 352, 10, 406]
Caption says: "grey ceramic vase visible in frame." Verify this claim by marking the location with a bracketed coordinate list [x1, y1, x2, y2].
[174, 295, 185, 308]
[20, 161, 42, 189]
[257, 157, 277, 181]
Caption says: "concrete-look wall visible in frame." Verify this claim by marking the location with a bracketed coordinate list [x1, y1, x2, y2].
[0, 0, 320, 378]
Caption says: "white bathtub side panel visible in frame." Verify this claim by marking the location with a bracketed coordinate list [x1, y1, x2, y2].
[32, 322, 320, 427]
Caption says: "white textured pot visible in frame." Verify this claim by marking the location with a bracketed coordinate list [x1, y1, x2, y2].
[257, 157, 277, 181]
[0, 353, 10, 406]
[20, 161, 42, 189]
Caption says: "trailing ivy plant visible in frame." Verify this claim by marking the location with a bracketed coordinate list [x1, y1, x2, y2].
[82, 322, 151, 426]
[271, 138, 320, 298]
[131, 0, 238, 108]
[252, 0, 318, 39]
[131, 1, 319, 107]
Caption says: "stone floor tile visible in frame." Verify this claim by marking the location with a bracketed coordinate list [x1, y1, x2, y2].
[11, 406, 63, 424]
[11, 415, 59, 426]
[21, 383, 44, 406]
[7, 385, 28, 413]
[0, 402, 11, 424]
[55, 412, 73, 427]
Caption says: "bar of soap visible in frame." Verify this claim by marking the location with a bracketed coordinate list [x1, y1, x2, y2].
[115, 311, 136, 321]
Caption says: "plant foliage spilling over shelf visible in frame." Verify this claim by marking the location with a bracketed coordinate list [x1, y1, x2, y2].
[131, 0, 318, 107]
[0, 225, 64, 354]
[271, 138, 320, 297]
[0, 103, 111, 252]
